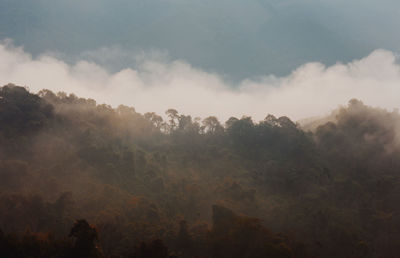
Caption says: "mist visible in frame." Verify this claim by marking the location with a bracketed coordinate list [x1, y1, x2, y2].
[3, 81, 400, 257]
[0, 40, 399, 121]
[2, 0, 400, 257]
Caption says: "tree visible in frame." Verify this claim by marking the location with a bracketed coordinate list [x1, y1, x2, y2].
[69, 220, 102, 257]
[165, 109, 179, 132]
[145, 112, 164, 129]
[202, 116, 223, 134]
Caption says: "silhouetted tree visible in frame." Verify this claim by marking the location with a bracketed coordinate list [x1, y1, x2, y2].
[69, 220, 102, 257]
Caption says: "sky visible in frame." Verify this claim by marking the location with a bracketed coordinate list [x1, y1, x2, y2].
[0, 0, 400, 121]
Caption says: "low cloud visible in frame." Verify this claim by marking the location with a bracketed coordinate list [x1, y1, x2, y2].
[0, 40, 399, 122]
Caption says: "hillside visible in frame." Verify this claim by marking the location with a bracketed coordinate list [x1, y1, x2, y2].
[1, 84, 400, 257]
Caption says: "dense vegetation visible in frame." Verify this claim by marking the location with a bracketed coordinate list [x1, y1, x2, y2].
[1, 84, 400, 257]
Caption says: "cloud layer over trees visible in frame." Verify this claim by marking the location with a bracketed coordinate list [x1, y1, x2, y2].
[1, 40, 399, 121]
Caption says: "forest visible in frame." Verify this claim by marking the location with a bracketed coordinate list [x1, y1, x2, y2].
[1, 83, 400, 257]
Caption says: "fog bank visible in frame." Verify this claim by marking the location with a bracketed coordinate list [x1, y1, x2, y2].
[0, 40, 399, 121]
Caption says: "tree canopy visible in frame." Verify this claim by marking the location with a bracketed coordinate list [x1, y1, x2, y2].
[1, 84, 400, 257]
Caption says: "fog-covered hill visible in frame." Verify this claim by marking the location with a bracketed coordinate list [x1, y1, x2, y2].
[1, 84, 400, 257]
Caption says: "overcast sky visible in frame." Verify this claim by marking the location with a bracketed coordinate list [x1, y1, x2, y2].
[0, 0, 399, 120]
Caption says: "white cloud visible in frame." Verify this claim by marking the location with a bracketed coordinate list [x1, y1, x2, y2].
[0, 40, 399, 122]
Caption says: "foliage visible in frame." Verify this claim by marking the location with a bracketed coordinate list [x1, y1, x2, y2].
[1, 84, 400, 257]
